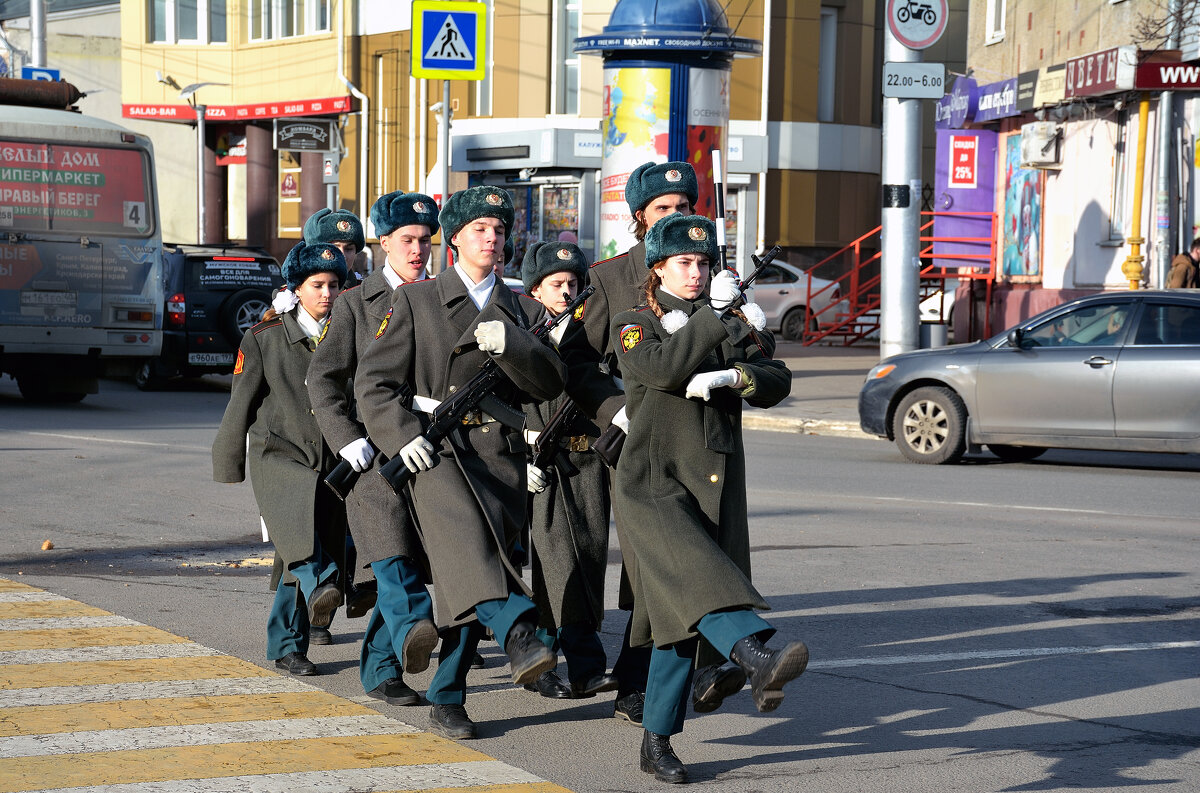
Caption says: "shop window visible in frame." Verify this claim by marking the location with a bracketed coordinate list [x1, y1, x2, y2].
[818, 8, 837, 123]
[150, 0, 227, 44]
[553, 0, 581, 115]
[248, 0, 329, 42]
[985, 0, 1006, 44]
[1109, 109, 1130, 241]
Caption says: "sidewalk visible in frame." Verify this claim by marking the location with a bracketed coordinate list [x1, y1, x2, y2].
[742, 341, 881, 440]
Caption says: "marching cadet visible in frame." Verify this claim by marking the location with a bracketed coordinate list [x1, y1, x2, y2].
[307, 195, 441, 707]
[519, 241, 620, 701]
[354, 186, 566, 740]
[611, 213, 807, 783]
[212, 241, 349, 677]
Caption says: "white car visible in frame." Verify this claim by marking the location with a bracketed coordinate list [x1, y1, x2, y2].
[749, 260, 844, 340]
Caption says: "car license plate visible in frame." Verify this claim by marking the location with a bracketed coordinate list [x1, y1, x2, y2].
[188, 352, 235, 365]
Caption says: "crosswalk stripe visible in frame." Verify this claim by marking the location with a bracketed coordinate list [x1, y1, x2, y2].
[0, 714, 420, 756]
[1, 676, 307, 708]
[0, 690, 375, 736]
[0, 600, 108, 618]
[0, 581, 40, 593]
[11, 762, 564, 793]
[0, 734, 491, 791]
[0, 616, 140, 631]
[0, 643, 219, 665]
[0, 626, 190, 652]
[0, 592, 67, 603]
[0, 655, 272, 691]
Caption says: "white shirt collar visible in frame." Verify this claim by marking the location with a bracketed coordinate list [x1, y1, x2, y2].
[382, 263, 427, 290]
[453, 264, 497, 311]
[294, 305, 328, 339]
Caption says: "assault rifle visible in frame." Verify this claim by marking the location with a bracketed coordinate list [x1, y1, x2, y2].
[530, 398, 583, 480]
[378, 285, 595, 496]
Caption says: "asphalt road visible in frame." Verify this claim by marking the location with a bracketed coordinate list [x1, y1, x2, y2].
[2, 375, 1199, 792]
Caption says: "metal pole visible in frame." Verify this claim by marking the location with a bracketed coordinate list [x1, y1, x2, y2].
[1122, 95, 1152, 290]
[29, 0, 46, 68]
[440, 80, 451, 267]
[880, 30, 921, 358]
[1153, 0, 1180, 289]
[196, 104, 207, 245]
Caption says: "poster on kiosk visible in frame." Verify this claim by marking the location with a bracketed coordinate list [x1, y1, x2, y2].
[933, 128, 997, 270]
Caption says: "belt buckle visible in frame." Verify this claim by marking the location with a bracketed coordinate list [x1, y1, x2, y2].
[461, 409, 483, 426]
[568, 435, 590, 452]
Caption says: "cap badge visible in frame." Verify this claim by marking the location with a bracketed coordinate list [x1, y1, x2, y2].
[320, 249, 335, 260]
[688, 226, 707, 241]
[556, 248, 573, 261]
[413, 201, 428, 213]
[665, 169, 682, 182]
[486, 193, 502, 206]
[336, 220, 351, 232]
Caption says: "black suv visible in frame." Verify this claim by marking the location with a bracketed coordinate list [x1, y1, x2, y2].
[136, 244, 283, 389]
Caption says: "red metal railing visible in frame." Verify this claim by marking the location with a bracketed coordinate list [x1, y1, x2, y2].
[800, 211, 997, 346]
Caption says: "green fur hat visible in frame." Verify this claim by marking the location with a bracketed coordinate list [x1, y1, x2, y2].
[370, 191, 440, 238]
[625, 161, 699, 214]
[282, 241, 348, 289]
[644, 213, 717, 268]
[521, 241, 589, 293]
[439, 186, 514, 251]
[302, 208, 365, 251]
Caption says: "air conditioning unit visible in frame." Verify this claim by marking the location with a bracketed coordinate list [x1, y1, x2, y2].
[1020, 121, 1062, 168]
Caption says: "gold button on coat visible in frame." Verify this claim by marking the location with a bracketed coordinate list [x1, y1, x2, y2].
[710, 474, 719, 483]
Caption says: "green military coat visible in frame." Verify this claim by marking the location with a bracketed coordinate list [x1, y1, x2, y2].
[354, 269, 566, 627]
[212, 309, 346, 574]
[307, 269, 422, 568]
[611, 291, 791, 649]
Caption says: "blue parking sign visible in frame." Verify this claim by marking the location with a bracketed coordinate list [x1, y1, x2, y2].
[21, 66, 61, 82]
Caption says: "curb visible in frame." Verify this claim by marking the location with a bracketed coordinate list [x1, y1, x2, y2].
[742, 414, 876, 440]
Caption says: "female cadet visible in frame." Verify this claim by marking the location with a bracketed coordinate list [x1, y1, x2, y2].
[520, 241, 620, 701]
[611, 213, 809, 783]
[212, 241, 349, 676]
[307, 194, 441, 706]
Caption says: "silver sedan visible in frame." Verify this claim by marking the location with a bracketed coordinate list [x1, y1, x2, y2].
[858, 290, 1200, 463]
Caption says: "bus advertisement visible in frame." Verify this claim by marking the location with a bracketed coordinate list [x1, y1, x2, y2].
[0, 80, 163, 402]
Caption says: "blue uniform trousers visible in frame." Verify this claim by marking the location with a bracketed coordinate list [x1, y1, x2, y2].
[425, 592, 537, 705]
[612, 610, 652, 696]
[265, 553, 338, 660]
[359, 555, 435, 692]
[642, 609, 773, 736]
[535, 622, 608, 685]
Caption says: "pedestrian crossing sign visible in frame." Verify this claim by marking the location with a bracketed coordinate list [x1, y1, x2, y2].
[412, 0, 487, 81]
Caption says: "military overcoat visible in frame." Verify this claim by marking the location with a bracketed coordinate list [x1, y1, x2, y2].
[611, 291, 791, 649]
[354, 269, 566, 627]
[212, 309, 347, 573]
[307, 270, 422, 568]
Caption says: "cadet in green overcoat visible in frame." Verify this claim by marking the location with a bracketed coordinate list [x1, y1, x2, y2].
[518, 241, 621, 702]
[212, 242, 349, 677]
[610, 214, 809, 784]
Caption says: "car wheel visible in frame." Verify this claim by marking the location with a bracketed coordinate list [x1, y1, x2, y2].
[223, 290, 271, 344]
[781, 307, 814, 341]
[134, 360, 169, 391]
[987, 444, 1046, 463]
[892, 386, 967, 464]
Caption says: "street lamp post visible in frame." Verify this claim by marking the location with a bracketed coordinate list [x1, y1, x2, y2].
[194, 103, 207, 244]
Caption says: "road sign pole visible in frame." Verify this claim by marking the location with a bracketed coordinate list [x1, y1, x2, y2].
[195, 104, 207, 245]
[441, 80, 451, 267]
[880, 28, 921, 358]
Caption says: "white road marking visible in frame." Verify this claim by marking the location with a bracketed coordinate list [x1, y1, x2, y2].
[1, 676, 319, 708]
[0, 643, 220, 665]
[808, 640, 1200, 670]
[0, 616, 138, 631]
[0, 715, 421, 757]
[18, 430, 209, 452]
[17, 761, 543, 793]
[0, 592, 69, 603]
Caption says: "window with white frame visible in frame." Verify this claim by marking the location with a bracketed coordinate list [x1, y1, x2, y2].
[1109, 109, 1130, 240]
[150, 0, 227, 44]
[985, 0, 1005, 44]
[552, 0, 581, 115]
[818, 8, 837, 123]
[247, 0, 329, 42]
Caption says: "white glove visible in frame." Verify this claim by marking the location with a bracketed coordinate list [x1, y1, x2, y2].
[338, 438, 375, 472]
[612, 405, 630, 433]
[398, 435, 436, 473]
[474, 320, 506, 354]
[685, 369, 741, 401]
[527, 463, 548, 493]
[709, 270, 741, 311]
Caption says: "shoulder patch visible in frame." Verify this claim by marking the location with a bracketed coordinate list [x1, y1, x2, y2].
[573, 301, 585, 322]
[619, 324, 643, 352]
[233, 349, 245, 375]
[375, 306, 393, 339]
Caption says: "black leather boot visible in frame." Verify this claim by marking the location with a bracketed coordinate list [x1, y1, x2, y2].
[503, 622, 556, 686]
[640, 729, 688, 783]
[691, 662, 747, 713]
[729, 636, 809, 713]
